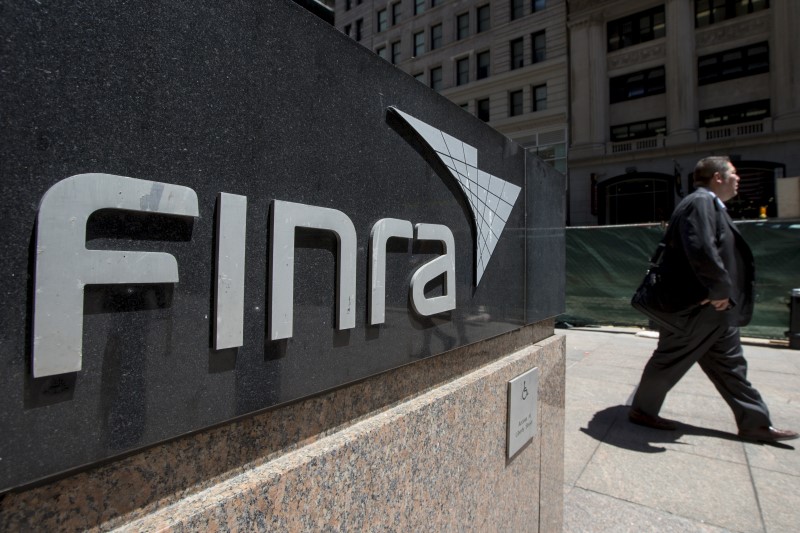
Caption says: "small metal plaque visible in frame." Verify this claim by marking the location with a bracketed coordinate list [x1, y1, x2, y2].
[507, 366, 539, 458]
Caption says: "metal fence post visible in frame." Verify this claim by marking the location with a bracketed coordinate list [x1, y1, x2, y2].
[789, 289, 800, 350]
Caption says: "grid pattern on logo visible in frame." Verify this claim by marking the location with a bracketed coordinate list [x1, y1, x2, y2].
[390, 108, 521, 285]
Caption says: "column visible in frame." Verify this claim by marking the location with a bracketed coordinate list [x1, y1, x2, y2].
[772, 0, 800, 131]
[664, 0, 698, 145]
[569, 15, 607, 158]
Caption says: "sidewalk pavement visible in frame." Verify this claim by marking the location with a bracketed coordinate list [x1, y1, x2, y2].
[559, 327, 800, 533]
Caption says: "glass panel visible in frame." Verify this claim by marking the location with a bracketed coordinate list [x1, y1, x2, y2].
[533, 31, 546, 62]
[511, 38, 524, 69]
[457, 13, 469, 39]
[414, 32, 425, 56]
[457, 58, 469, 85]
[477, 51, 490, 79]
[510, 90, 523, 116]
[653, 11, 665, 38]
[478, 5, 490, 32]
[478, 98, 490, 121]
[511, 0, 525, 20]
[430, 67, 442, 90]
[696, 0, 711, 27]
[377, 10, 387, 32]
[431, 24, 442, 49]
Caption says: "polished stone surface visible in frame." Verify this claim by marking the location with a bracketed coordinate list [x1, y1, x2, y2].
[0, 0, 564, 491]
[0, 323, 564, 531]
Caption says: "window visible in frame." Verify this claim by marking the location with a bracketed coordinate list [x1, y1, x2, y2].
[700, 99, 770, 128]
[532, 142, 565, 173]
[607, 6, 665, 52]
[392, 2, 401, 25]
[533, 84, 547, 111]
[430, 66, 443, 90]
[344, 24, 351, 37]
[376, 46, 387, 60]
[697, 42, 769, 85]
[510, 0, 525, 20]
[355, 19, 363, 41]
[533, 0, 546, 12]
[431, 24, 443, 50]
[696, 0, 770, 28]
[510, 37, 524, 70]
[391, 40, 401, 64]
[477, 98, 491, 121]
[610, 118, 666, 141]
[414, 0, 425, 16]
[477, 50, 490, 80]
[509, 90, 524, 117]
[414, 72, 425, 83]
[460, 102, 470, 111]
[456, 57, 469, 86]
[345, 0, 352, 10]
[413, 31, 425, 56]
[432, 0, 441, 6]
[377, 9, 388, 32]
[609, 66, 665, 103]
[477, 5, 491, 32]
[457, 12, 469, 40]
[532, 30, 546, 63]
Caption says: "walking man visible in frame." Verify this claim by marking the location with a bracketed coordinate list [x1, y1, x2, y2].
[629, 156, 798, 442]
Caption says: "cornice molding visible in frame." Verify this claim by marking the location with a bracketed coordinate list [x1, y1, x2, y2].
[607, 42, 665, 72]
[441, 60, 568, 99]
[695, 12, 770, 51]
[568, 0, 614, 15]
[567, 12, 605, 30]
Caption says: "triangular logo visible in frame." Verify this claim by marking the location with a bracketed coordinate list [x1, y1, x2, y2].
[389, 107, 521, 285]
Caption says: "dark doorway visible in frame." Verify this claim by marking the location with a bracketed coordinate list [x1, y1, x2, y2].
[690, 160, 784, 220]
[598, 172, 675, 225]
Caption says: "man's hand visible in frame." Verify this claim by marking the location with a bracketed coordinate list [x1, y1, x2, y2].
[701, 298, 730, 311]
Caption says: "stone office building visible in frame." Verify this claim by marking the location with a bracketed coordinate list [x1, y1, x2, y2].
[568, 0, 799, 225]
[335, 0, 570, 176]
[337, 0, 800, 226]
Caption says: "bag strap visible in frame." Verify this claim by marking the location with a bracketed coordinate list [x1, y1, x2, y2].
[649, 222, 675, 267]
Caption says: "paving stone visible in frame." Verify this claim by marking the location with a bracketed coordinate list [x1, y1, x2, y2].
[563, 328, 800, 533]
[750, 467, 800, 533]
[564, 486, 735, 533]
[576, 442, 763, 532]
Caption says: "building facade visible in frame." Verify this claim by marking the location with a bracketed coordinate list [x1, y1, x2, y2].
[568, 0, 800, 225]
[335, 0, 569, 175]
[337, 0, 800, 226]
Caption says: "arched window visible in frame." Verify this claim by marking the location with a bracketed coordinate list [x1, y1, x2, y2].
[598, 172, 675, 225]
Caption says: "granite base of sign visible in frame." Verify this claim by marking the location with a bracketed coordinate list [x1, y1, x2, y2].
[0, 322, 564, 531]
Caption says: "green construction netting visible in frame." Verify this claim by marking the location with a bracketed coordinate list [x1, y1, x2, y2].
[558, 220, 800, 339]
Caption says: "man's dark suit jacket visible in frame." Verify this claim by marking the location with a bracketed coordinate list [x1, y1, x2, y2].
[658, 188, 755, 327]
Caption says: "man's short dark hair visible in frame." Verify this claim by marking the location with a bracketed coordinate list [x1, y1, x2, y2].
[693, 156, 731, 185]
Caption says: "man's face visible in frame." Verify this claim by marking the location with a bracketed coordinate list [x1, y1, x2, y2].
[716, 162, 740, 202]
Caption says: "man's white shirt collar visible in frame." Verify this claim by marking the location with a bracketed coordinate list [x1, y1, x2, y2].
[698, 187, 727, 210]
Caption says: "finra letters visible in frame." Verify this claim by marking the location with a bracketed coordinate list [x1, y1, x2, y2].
[32, 174, 456, 378]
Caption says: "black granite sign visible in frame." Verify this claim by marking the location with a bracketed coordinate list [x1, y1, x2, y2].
[0, 0, 564, 492]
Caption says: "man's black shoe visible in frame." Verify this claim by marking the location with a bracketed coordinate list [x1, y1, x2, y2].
[628, 408, 677, 430]
[738, 426, 799, 442]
